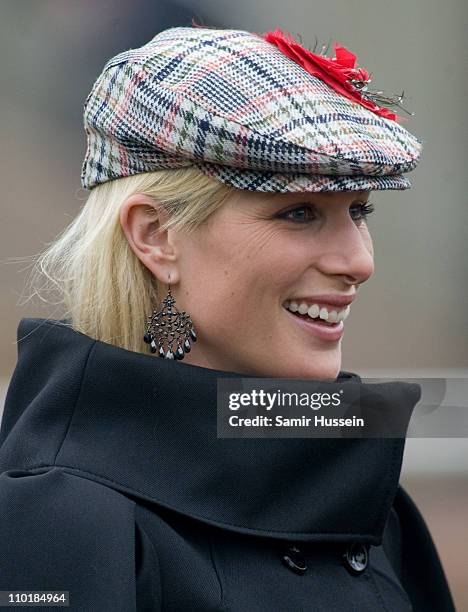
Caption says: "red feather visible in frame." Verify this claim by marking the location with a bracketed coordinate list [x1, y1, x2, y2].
[262, 29, 400, 122]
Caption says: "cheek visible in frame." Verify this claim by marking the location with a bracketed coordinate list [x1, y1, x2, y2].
[179, 220, 314, 321]
[177, 232, 254, 320]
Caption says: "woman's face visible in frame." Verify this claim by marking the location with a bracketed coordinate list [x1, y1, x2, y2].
[170, 189, 375, 379]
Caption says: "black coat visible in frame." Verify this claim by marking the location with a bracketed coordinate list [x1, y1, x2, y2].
[0, 318, 455, 611]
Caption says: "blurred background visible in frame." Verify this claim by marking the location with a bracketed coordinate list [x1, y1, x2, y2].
[1, 0, 467, 607]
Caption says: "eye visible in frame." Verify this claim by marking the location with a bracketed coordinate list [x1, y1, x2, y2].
[350, 201, 375, 223]
[277, 201, 375, 224]
[278, 204, 317, 223]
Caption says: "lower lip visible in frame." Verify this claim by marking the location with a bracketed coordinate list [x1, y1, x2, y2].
[283, 308, 345, 342]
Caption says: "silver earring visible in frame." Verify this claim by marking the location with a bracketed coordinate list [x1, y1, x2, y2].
[143, 275, 197, 360]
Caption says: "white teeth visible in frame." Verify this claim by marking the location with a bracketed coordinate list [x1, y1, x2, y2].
[336, 305, 350, 321]
[307, 304, 320, 318]
[284, 301, 351, 322]
[319, 307, 329, 321]
[338, 304, 351, 321]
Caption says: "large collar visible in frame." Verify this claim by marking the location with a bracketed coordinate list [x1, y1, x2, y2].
[0, 318, 421, 544]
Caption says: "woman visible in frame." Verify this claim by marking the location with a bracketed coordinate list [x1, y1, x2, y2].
[0, 26, 455, 611]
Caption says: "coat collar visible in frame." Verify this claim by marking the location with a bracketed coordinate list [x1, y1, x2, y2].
[0, 318, 421, 544]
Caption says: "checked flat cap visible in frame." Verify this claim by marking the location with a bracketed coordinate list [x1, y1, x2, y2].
[81, 26, 423, 192]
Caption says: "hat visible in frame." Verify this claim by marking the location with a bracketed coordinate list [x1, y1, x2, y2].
[81, 26, 423, 192]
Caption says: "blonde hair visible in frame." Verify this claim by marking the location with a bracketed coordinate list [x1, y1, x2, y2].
[20, 166, 234, 354]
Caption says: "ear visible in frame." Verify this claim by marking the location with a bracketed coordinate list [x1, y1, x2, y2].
[119, 193, 180, 285]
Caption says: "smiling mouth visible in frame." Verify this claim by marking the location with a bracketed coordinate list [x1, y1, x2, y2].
[282, 304, 345, 342]
[287, 310, 340, 327]
[282, 300, 351, 325]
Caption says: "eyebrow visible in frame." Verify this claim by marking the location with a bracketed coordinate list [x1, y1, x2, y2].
[266, 193, 371, 207]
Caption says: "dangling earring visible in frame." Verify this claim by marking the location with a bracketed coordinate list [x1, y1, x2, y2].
[143, 274, 197, 360]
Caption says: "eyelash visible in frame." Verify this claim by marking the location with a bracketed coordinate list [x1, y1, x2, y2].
[278, 202, 375, 224]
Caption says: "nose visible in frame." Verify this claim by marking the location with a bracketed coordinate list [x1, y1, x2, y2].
[314, 219, 374, 286]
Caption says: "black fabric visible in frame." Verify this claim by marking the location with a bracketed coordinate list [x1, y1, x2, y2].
[0, 317, 456, 611]
[393, 486, 456, 612]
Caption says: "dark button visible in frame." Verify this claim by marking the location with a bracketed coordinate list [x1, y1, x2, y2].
[342, 542, 369, 575]
[282, 545, 308, 575]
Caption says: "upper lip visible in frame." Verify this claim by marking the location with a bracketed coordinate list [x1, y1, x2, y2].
[285, 294, 356, 308]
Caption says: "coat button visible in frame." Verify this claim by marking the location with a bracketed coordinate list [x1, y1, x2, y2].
[282, 545, 308, 575]
[342, 542, 369, 575]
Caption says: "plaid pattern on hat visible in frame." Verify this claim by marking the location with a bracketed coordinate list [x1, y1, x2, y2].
[81, 27, 423, 191]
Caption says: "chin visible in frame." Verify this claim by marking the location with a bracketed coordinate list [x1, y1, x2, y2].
[260, 352, 342, 380]
[294, 347, 342, 380]
[298, 364, 341, 381]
